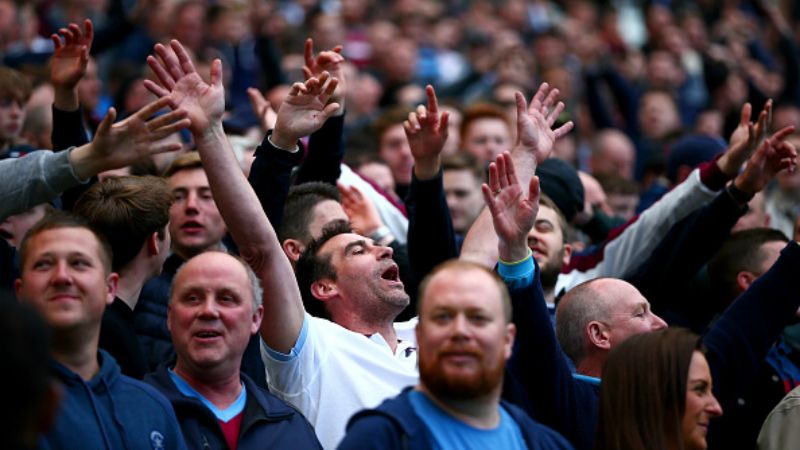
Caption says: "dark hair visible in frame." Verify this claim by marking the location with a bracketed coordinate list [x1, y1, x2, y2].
[707, 228, 788, 305]
[19, 211, 113, 274]
[295, 220, 353, 319]
[73, 176, 173, 271]
[278, 182, 342, 244]
[596, 328, 703, 450]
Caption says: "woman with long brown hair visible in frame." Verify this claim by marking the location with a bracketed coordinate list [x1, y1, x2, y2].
[595, 328, 723, 450]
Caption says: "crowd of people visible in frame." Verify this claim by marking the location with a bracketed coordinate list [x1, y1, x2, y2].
[2, 0, 800, 449]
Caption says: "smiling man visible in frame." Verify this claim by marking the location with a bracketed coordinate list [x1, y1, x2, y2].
[15, 212, 186, 450]
[338, 260, 571, 450]
[144, 251, 320, 450]
[136, 152, 229, 369]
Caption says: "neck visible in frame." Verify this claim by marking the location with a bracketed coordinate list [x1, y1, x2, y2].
[115, 265, 151, 310]
[335, 312, 399, 352]
[416, 384, 501, 429]
[51, 330, 100, 381]
[173, 362, 243, 410]
[576, 356, 603, 379]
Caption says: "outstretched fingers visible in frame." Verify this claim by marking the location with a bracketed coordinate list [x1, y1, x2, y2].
[96, 107, 117, 137]
[171, 39, 197, 78]
[146, 53, 176, 91]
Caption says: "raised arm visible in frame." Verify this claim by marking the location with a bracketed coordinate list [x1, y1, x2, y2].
[461, 83, 572, 266]
[297, 38, 347, 185]
[144, 40, 339, 352]
[403, 85, 458, 284]
[1, 97, 188, 220]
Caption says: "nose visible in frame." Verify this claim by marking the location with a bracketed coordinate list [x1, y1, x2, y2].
[184, 191, 199, 213]
[198, 297, 220, 318]
[377, 244, 394, 259]
[8, 101, 22, 116]
[651, 312, 668, 330]
[51, 261, 73, 285]
[706, 394, 723, 418]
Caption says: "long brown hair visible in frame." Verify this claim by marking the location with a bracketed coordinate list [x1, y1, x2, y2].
[595, 328, 703, 450]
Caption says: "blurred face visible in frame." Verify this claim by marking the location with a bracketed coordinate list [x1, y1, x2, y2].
[358, 162, 396, 195]
[0, 204, 48, 248]
[592, 133, 635, 180]
[168, 168, 227, 259]
[640, 92, 680, 140]
[378, 124, 414, 186]
[0, 97, 25, 144]
[681, 351, 723, 450]
[318, 233, 409, 318]
[417, 268, 514, 398]
[601, 280, 667, 349]
[169, 252, 262, 377]
[527, 204, 569, 288]
[462, 118, 512, 163]
[443, 169, 484, 234]
[16, 227, 116, 334]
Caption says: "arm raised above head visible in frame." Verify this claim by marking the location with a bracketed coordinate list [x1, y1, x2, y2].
[143, 39, 310, 353]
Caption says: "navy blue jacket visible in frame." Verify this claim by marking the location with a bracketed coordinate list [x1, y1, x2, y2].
[504, 242, 800, 450]
[145, 365, 321, 450]
[339, 388, 573, 450]
[41, 350, 186, 450]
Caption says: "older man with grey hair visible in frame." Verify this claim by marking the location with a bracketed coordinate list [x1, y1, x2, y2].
[144, 251, 321, 450]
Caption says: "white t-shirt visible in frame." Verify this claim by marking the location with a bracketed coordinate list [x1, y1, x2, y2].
[261, 314, 419, 449]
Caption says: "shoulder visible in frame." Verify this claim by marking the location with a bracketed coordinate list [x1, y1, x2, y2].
[503, 401, 575, 450]
[117, 374, 179, 417]
[339, 409, 408, 450]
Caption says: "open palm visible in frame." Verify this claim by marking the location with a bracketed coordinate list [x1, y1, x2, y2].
[144, 40, 224, 135]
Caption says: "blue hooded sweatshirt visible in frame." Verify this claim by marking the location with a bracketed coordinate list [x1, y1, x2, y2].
[40, 350, 187, 450]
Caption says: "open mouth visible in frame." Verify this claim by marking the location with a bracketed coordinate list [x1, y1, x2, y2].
[0, 229, 12, 240]
[381, 264, 401, 282]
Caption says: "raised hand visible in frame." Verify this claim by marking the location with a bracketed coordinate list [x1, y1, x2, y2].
[303, 38, 346, 113]
[71, 96, 190, 180]
[271, 72, 340, 149]
[403, 85, 449, 180]
[338, 183, 386, 239]
[482, 152, 540, 262]
[50, 19, 93, 90]
[144, 40, 224, 136]
[247, 87, 278, 131]
[734, 125, 797, 194]
[718, 100, 772, 176]
[514, 83, 574, 164]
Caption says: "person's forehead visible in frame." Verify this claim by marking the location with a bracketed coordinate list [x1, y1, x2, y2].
[175, 253, 249, 291]
[169, 167, 209, 189]
[380, 124, 406, 144]
[530, 204, 563, 236]
[422, 268, 502, 312]
[28, 227, 101, 255]
[443, 169, 481, 188]
[465, 117, 510, 136]
[319, 232, 370, 258]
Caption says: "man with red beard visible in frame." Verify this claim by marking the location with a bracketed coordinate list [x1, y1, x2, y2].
[338, 153, 572, 449]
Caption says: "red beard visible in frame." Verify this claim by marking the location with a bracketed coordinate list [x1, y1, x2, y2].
[418, 345, 506, 398]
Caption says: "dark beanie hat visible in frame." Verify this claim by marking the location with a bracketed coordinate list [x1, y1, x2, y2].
[537, 158, 584, 222]
[666, 134, 727, 183]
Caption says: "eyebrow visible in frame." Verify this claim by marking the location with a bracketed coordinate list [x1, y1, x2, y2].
[343, 239, 369, 256]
